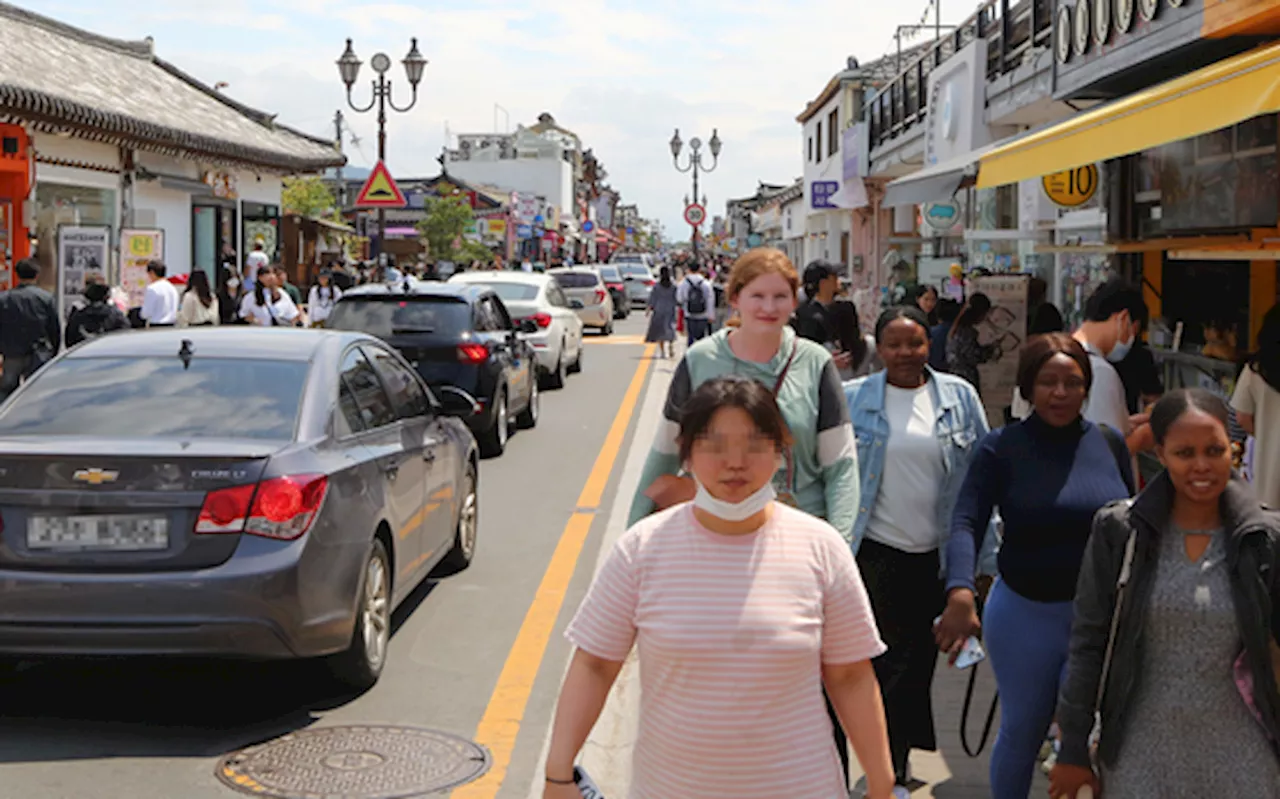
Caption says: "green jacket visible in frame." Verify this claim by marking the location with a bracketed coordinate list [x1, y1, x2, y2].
[627, 326, 859, 539]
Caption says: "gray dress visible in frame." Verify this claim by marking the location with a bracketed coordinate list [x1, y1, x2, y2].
[645, 283, 677, 343]
[1103, 524, 1280, 798]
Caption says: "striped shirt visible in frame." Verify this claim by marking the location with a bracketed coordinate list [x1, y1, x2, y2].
[566, 503, 886, 799]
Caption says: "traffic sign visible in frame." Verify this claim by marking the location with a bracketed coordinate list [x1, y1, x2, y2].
[582, 220, 595, 233]
[517, 224, 533, 239]
[354, 161, 407, 208]
[684, 203, 706, 227]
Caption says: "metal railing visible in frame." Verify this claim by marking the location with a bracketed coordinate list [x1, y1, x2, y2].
[867, 0, 1053, 151]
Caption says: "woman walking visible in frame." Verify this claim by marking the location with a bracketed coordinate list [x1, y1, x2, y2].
[308, 268, 343, 328]
[936, 333, 1134, 799]
[946, 292, 998, 393]
[911, 284, 939, 327]
[178, 270, 219, 327]
[846, 305, 996, 795]
[238, 268, 300, 327]
[547, 376, 895, 799]
[1233, 303, 1280, 507]
[644, 265, 678, 358]
[1051, 389, 1280, 799]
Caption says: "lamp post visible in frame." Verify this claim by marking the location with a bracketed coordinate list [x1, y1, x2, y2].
[670, 128, 720, 265]
[337, 37, 428, 261]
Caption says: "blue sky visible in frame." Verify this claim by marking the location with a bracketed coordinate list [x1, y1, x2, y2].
[18, 0, 973, 237]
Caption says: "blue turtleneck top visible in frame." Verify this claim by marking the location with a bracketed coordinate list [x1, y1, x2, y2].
[946, 414, 1134, 603]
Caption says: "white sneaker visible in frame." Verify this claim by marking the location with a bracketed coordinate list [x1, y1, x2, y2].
[892, 786, 912, 799]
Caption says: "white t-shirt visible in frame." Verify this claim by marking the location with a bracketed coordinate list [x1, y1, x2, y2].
[239, 291, 299, 327]
[865, 382, 946, 552]
[245, 251, 269, 285]
[1082, 346, 1131, 435]
[1232, 366, 1280, 508]
[307, 284, 343, 324]
[141, 279, 180, 325]
[675, 275, 715, 320]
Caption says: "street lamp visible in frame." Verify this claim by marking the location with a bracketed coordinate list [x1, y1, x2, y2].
[337, 37, 428, 261]
[670, 127, 721, 263]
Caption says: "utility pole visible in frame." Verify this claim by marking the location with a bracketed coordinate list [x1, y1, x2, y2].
[334, 110, 347, 209]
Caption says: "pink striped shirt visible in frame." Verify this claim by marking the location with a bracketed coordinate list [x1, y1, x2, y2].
[566, 503, 886, 799]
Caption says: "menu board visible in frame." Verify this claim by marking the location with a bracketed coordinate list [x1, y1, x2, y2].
[120, 229, 164, 309]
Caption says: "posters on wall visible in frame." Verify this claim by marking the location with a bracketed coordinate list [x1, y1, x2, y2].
[971, 273, 1030, 426]
[57, 225, 111, 318]
[120, 229, 164, 309]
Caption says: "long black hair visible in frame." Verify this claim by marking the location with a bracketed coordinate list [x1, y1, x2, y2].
[659, 265, 672, 288]
[186, 269, 214, 308]
[950, 292, 991, 337]
[1246, 304, 1280, 393]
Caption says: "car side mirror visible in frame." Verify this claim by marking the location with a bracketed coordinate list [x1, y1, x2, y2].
[518, 319, 538, 334]
[437, 385, 481, 417]
[569, 299, 585, 310]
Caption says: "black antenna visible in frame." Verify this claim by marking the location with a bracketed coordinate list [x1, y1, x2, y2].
[178, 339, 194, 370]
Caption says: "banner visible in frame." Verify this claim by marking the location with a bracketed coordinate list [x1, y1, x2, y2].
[970, 273, 1030, 426]
[57, 225, 110, 318]
[120, 229, 164, 309]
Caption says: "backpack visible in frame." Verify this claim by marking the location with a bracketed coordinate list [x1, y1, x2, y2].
[685, 279, 707, 315]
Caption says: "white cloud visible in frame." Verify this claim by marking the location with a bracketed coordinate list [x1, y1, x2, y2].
[17, 0, 976, 237]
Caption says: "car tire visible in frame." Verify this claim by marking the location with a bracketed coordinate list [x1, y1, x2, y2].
[478, 389, 507, 457]
[567, 342, 583, 374]
[543, 348, 566, 389]
[516, 376, 539, 429]
[601, 320, 613, 336]
[326, 538, 392, 693]
[433, 465, 477, 576]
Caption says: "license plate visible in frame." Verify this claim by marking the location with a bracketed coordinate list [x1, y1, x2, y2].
[27, 514, 170, 552]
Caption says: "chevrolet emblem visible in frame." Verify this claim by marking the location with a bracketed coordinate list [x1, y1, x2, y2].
[73, 468, 119, 485]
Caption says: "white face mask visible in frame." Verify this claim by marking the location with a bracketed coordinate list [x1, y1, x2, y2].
[692, 476, 776, 522]
[1107, 315, 1135, 363]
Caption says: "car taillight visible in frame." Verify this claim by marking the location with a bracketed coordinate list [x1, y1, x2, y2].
[644, 278, 655, 286]
[457, 343, 490, 364]
[607, 282, 624, 291]
[594, 289, 607, 304]
[531, 313, 552, 328]
[195, 475, 327, 541]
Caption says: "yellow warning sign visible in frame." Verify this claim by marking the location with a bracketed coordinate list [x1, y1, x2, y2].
[355, 161, 407, 208]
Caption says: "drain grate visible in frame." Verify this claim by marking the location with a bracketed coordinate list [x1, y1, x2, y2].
[216, 725, 491, 798]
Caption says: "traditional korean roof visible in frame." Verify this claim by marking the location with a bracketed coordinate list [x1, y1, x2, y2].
[0, 1, 344, 173]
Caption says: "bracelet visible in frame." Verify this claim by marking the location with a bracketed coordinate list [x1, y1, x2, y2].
[545, 774, 575, 785]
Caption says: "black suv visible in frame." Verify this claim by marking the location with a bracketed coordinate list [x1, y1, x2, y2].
[327, 280, 539, 457]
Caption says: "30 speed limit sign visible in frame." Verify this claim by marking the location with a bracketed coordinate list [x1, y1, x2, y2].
[684, 203, 706, 227]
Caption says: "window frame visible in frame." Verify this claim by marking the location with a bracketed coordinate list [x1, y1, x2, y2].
[363, 343, 433, 422]
[827, 109, 839, 156]
[335, 345, 398, 436]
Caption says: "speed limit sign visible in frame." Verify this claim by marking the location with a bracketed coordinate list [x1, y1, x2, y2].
[684, 203, 706, 227]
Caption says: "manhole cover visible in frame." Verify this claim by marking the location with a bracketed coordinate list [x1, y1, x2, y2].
[216, 725, 490, 798]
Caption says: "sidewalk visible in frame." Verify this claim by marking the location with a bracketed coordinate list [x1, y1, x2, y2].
[529, 343, 1049, 799]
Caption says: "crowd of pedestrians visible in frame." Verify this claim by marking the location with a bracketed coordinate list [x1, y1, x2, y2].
[543, 247, 1280, 799]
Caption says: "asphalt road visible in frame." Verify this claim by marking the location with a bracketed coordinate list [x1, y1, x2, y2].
[0, 314, 656, 799]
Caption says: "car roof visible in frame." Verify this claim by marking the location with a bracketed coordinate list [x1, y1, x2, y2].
[341, 280, 489, 302]
[63, 328, 380, 361]
[449, 271, 552, 286]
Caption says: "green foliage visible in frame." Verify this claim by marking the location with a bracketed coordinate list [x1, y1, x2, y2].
[417, 194, 491, 263]
[281, 176, 337, 219]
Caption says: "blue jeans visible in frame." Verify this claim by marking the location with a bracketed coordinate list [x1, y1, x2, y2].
[686, 317, 710, 346]
[983, 579, 1074, 799]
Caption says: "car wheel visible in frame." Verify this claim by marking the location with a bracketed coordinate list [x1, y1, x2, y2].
[478, 390, 507, 457]
[433, 466, 477, 576]
[602, 320, 613, 336]
[567, 342, 583, 374]
[516, 376, 539, 429]
[326, 538, 391, 693]
[543, 347, 566, 389]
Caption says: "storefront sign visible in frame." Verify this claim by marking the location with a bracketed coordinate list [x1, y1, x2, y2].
[921, 202, 960, 233]
[1042, 164, 1098, 207]
[57, 225, 110, 318]
[120, 229, 164, 309]
[811, 181, 840, 209]
[202, 171, 238, 200]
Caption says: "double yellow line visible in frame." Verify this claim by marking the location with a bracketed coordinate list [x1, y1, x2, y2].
[453, 344, 655, 799]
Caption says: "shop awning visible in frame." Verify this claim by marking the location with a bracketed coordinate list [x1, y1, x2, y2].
[977, 40, 1280, 188]
[883, 136, 1018, 207]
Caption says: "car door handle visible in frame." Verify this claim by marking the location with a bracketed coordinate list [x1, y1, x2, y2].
[383, 465, 399, 480]
[422, 450, 436, 463]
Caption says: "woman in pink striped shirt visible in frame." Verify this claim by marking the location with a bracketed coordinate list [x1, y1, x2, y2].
[544, 376, 895, 799]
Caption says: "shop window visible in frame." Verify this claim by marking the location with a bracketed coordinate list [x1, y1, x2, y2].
[973, 185, 1018, 230]
[1161, 260, 1250, 356]
[34, 183, 116, 294]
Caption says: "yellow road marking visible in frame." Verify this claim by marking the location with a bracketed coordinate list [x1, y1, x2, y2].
[453, 343, 654, 798]
[584, 334, 646, 345]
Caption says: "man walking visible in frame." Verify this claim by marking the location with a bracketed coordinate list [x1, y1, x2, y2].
[676, 263, 715, 345]
[0, 258, 60, 399]
[1072, 278, 1151, 453]
[140, 260, 180, 327]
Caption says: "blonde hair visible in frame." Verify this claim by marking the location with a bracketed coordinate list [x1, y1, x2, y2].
[726, 248, 800, 301]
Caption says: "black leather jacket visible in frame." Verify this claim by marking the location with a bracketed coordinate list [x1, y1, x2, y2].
[1057, 472, 1280, 768]
[64, 301, 130, 348]
[0, 283, 60, 357]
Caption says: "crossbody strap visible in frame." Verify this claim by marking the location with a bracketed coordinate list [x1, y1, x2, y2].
[1097, 529, 1138, 712]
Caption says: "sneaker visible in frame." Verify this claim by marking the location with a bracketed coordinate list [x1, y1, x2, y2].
[892, 786, 912, 799]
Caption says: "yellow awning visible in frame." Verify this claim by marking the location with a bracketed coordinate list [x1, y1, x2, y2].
[977, 40, 1280, 188]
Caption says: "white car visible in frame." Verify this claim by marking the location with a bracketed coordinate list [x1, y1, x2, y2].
[448, 271, 584, 388]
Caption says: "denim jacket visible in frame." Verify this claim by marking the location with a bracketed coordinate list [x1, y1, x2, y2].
[845, 368, 999, 576]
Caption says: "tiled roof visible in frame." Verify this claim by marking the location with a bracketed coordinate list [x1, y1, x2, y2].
[0, 1, 344, 172]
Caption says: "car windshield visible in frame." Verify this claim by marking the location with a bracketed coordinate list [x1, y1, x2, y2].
[462, 281, 540, 302]
[0, 357, 308, 440]
[619, 264, 650, 277]
[598, 267, 622, 281]
[328, 297, 472, 337]
[551, 272, 599, 289]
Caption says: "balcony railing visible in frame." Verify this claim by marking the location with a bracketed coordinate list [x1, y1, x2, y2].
[867, 0, 1053, 151]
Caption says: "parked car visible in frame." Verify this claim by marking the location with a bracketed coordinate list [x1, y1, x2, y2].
[0, 328, 480, 691]
[548, 267, 614, 335]
[327, 282, 538, 457]
[595, 265, 631, 320]
[610, 254, 657, 307]
[447, 271, 584, 389]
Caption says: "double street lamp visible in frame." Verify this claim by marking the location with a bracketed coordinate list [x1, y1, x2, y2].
[670, 128, 721, 262]
[337, 38, 428, 258]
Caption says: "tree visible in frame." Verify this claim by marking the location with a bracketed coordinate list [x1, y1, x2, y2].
[417, 194, 491, 263]
[282, 176, 337, 219]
